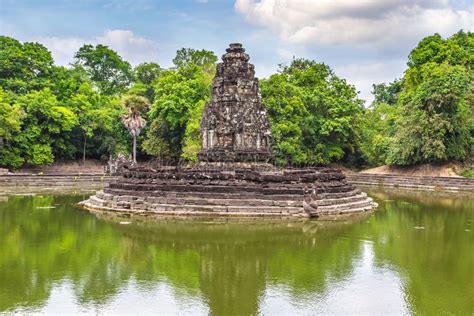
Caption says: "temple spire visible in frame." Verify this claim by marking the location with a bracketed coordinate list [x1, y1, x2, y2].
[199, 43, 272, 162]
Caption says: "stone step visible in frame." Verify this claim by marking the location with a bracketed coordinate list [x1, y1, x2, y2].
[317, 199, 375, 212]
[349, 179, 474, 187]
[316, 205, 375, 216]
[318, 189, 360, 199]
[109, 183, 307, 195]
[112, 181, 357, 195]
[85, 195, 108, 207]
[104, 187, 304, 200]
[312, 192, 368, 206]
[100, 188, 304, 208]
[0, 176, 113, 187]
[146, 196, 303, 207]
[346, 174, 474, 182]
[345, 174, 474, 192]
[103, 187, 362, 204]
[135, 202, 303, 216]
[349, 180, 474, 191]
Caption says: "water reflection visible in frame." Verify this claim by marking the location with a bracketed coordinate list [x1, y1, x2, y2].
[0, 189, 472, 315]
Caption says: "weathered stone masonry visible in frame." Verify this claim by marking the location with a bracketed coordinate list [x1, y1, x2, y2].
[199, 43, 272, 162]
[80, 43, 377, 218]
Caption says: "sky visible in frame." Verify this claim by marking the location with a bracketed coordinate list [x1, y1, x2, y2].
[1, 0, 473, 102]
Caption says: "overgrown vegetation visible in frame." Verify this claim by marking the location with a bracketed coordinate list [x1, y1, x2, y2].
[458, 164, 474, 179]
[261, 59, 364, 165]
[361, 31, 473, 166]
[0, 31, 472, 173]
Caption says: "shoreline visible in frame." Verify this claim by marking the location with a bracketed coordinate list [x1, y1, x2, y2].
[0, 173, 117, 196]
[0, 172, 474, 192]
[345, 173, 474, 193]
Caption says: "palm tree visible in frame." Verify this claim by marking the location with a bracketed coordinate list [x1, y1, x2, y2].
[121, 95, 150, 163]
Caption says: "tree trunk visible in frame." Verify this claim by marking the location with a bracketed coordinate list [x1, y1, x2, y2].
[83, 132, 87, 165]
[133, 135, 137, 163]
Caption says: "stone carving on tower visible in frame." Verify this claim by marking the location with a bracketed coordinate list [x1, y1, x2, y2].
[199, 43, 273, 162]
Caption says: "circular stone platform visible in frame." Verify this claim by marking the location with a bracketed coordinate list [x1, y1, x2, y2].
[80, 165, 377, 218]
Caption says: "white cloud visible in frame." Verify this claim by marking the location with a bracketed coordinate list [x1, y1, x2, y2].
[235, 0, 473, 103]
[34, 29, 159, 66]
[334, 60, 406, 103]
[235, 0, 474, 47]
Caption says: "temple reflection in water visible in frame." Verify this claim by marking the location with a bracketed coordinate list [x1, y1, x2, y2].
[0, 190, 473, 314]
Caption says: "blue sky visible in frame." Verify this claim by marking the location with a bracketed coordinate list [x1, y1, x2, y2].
[1, 0, 472, 102]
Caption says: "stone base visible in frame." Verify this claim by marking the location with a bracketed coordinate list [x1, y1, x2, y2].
[199, 149, 273, 163]
[80, 166, 377, 218]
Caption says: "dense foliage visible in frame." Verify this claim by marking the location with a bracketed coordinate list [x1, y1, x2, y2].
[0, 36, 129, 168]
[0, 31, 472, 170]
[143, 52, 216, 161]
[261, 59, 365, 165]
[362, 31, 473, 166]
[73, 44, 133, 95]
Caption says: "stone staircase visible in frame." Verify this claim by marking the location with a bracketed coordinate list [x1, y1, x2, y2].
[0, 173, 116, 188]
[345, 173, 474, 192]
[81, 168, 377, 218]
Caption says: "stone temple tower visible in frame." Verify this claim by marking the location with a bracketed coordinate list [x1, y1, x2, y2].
[199, 43, 272, 162]
[81, 43, 378, 218]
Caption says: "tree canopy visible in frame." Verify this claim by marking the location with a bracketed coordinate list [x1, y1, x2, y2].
[73, 44, 133, 95]
[261, 59, 365, 165]
[362, 30, 473, 166]
[0, 31, 472, 170]
[172, 48, 217, 68]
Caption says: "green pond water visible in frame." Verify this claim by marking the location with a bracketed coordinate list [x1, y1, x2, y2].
[0, 188, 473, 315]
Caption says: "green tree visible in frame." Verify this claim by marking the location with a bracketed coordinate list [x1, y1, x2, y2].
[0, 36, 136, 168]
[129, 62, 162, 103]
[134, 62, 162, 84]
[0, 36, 54, 94]
[0, 89, 26, 168]
[121, 95, 150, 163]
[386, 31, 473, 165]
[181, 99, 206, 161]
[65, 83, 120, 163]
[261, 59, 365, 165]
[260, 73, 308, 164]
[73, 44, 133, 95]
[50, 65, 89, 101]
[388, 63, 472, 164]
[372, 80, 401, 105]
[10, 89, 78, 166]
[360, 81, 400, 166]
[172, 48, 217, 68]
[143, 62, 213, 160]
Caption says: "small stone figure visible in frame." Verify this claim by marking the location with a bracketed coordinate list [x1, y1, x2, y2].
[106, 154, 133, 175]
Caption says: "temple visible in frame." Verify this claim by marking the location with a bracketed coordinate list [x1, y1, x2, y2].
[80, 44, 377, 218]
[199, 43, 272, 162]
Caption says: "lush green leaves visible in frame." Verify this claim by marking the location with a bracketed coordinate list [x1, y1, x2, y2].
[73, 44, 133, 95]
[261, 59, 364, 165]
[1, 32, 472, 170]
[0, 36, 54, 94]
[387, 63, 472, 165]
[143, 63, 213, 160]
[172, 48, 217, 68]
[0, 37, 130, 168]
[360, 31, 473, 167]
